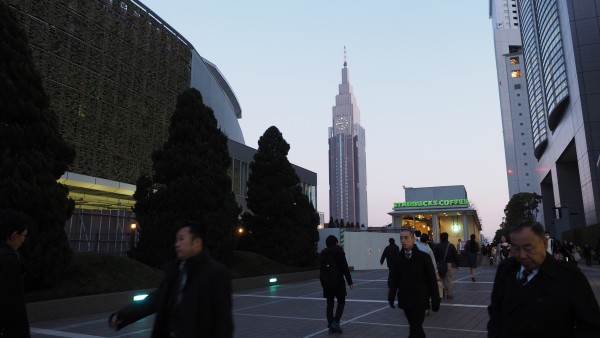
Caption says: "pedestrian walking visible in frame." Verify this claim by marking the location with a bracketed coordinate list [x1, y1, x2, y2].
[583, 244, 593, 267]
[487, 220, 600, 337]
[434, 232, 459, 300]
[108, 222, 233, 337]
[388, 228, 440, 338]
[380, 237, 400, 287]
[465, 234, 478, 282]
[320, 235, 353, 334]
[0, 210, 32, 338]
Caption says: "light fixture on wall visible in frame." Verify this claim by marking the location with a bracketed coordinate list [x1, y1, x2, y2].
[451, 216, 461, 233]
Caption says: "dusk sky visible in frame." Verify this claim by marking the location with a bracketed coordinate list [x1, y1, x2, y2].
[140, 0, 508, 239]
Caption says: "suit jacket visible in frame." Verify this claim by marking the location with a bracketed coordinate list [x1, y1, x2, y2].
[487, 255, 600, 338]
[389, 246, 440, 311]
[0, 243, 30, 338]
[114, 251, 233, 338]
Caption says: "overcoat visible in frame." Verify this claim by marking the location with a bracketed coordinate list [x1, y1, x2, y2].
[0, 242, 30, 338]
[114, 251, 233, 338]
[487, 255, 600, 337]
[389, 246, 440, 311]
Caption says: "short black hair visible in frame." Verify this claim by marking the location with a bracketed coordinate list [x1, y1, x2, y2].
[510, 219, 545, 239]
[440, 232, 449, 241]
[326, 235, 338, 248]
[0, 210, 31, 240]
[400, 227, 414, 234]
[180, 221, 207, 242]
[470, 234, 476, 240]
[415, 230, 422, 237]
[420, 234, 429, 243]
[388, 238, 395, 244]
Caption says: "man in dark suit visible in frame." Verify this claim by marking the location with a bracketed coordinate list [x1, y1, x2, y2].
[388, 228, 440, 338]
[109, 222, 233, 337]
[487, 220, 600, 337]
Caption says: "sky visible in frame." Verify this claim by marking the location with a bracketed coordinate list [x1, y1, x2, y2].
[139, 0, 507, 240]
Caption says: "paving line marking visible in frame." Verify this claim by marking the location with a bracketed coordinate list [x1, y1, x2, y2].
[235, 294, 487, 308]
[54, 319, 108, 331]
[113, 328, 152, 337]
[30, 328, 105, 338]
[302, 304, 389, 338]
[351, 320, 487, 333]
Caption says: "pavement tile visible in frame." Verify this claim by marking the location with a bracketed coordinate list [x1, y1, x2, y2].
[30, 263, 600, 338]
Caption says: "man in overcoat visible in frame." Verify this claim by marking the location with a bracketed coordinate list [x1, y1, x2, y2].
[0, 210, 31, 338]
[109, 222, 233, 337]
[388, 228, 440, 338]
[487, 220, 600, 337]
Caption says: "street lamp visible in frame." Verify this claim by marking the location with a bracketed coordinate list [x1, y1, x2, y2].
[130, 223, 137, 249]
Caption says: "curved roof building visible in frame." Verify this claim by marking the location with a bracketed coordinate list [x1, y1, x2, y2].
[7, 0, 317, 252]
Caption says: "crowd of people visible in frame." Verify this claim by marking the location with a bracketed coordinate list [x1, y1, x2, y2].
[482, 232, 599, 268]
[3, 211, 600, 337]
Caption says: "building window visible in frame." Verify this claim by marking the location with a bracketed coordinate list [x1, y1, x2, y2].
[526, 183, 530, 186]
[510, 57, 520, 65]
[525, 173, 529, 176]
[522, 142, 526, 145]
[518, 103, 522, 106]
[523, 152, 527, 155]
[514, 84, 521, 89]
[511, 70, 521, 78]
[520, 123, 524, 126]
[521, 132, 525, 135]
[517, 93, 520, 96]
[519, 113, 522, 116]
[514, 23, 519, 26]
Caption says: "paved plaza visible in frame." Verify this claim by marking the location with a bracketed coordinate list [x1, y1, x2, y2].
[30, 264, 600, 338]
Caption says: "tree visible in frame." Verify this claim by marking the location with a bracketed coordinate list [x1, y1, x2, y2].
[132, 88, 240, 267]
[0, 2, 75, 289]
[328, 216, 334, 228]
[494, 192, 542, 243]
[242, 126, 319, 266]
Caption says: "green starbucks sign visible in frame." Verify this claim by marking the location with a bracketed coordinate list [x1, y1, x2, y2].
[393, 199, 469, 208]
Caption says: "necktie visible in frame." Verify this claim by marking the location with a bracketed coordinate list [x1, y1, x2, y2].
[519, 269, 532, 286]
[176, 261, 187, 305]
[405, 251, 412, 260]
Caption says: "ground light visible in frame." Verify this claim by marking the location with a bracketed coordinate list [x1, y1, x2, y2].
[269, 277, 277, 283]
[133, 294, 148, 301]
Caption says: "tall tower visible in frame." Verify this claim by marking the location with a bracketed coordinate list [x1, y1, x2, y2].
[489, 0, 540, 200]
[328, 48, 368, 228]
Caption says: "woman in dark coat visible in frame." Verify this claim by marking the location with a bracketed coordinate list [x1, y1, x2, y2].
[465, 234, 478, 281]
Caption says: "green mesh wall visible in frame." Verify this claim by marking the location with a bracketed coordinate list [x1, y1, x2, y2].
[8, 0, 192, 183]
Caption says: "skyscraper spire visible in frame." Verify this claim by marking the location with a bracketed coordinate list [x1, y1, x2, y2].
[343, 46, 347, 68]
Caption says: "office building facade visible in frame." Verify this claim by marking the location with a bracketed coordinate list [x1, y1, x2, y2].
[489, 0, 541, 200]
[516, 0, 600, 238]
[328, 55, 368, 227]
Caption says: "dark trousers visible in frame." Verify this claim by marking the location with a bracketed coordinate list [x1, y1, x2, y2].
[403, 308, 426, 338]
[326, 294, 346, 325]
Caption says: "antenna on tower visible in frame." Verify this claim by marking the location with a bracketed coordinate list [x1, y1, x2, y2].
[343, 46, 347, 67]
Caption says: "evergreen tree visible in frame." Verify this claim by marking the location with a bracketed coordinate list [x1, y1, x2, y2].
[328, 216, 334, 228]
[0, 2, 75, 289]
[242, 126, 319, 266]
[132, 88, 240, 267]
[494, 192, 542, 243]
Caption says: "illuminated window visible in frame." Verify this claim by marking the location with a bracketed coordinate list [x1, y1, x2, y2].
[511, 70, 521, 78]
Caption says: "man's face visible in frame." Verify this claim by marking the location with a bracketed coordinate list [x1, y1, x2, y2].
[510, 227, 547, 270]
[175, 226, 202, 260]
[400, 230, 415, 251]
[7, 229, 27, 251]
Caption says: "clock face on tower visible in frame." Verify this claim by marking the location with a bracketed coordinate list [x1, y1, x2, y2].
[335, 117, 348, 133]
